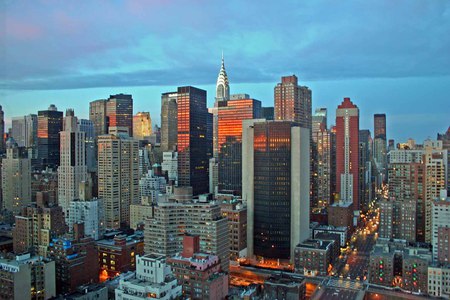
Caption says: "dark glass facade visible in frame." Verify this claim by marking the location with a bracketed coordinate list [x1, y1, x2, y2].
[107, 94, 133, 136]
[37, 107, 63, 169]
[177, 86, 209, 195]
[160, 92, 178, 152]
[374, 113, 386, 140]
[218, 98, 261, 194]
[253, 121, 293, 259]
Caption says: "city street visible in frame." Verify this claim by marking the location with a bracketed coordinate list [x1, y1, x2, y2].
[335, 206, 380, 281]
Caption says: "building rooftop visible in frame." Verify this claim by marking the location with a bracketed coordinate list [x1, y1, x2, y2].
[296, 239, 333, 251]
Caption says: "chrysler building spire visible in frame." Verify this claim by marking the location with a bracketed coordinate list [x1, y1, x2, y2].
[215, 52, 230, 104]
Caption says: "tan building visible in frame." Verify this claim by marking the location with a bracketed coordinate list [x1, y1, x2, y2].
[98, 134, 139, 229]
[133, 112, 152, 141]
[0, 253, 56, 300]
[144, 201, 229, 272]
[12, 203, 66, 256]
[219, 199, 247, 261]
[1, 139, 31, 214]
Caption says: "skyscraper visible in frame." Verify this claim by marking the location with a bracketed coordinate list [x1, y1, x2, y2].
[98, 134, 139, 229]
[37, 104, 63, 169]
[335, 98, 360, 210]
[0, 105, 4, 154]
[359, 129, 373, 212]
[274, 75, 312, 129]
[58, 109, 88, 222]
[1, 138, 31, 214]
[11, 114, 38, 148]
[89, 99, 108, 139]
[217, 94, 261, 194]
[244, 120, 310, 260]
[311, 108, 332, 208]
[106, 94, 133, 136]
[374, 113, 387, 184]
[176, 86, 209, 195]
[160, 92, 178, 152]
[78, 119, 96, 172]
[133, 112, 152, 140]
[212, 54, 230, 158]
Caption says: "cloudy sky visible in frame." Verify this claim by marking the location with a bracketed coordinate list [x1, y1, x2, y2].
[1, 0, 449, 142]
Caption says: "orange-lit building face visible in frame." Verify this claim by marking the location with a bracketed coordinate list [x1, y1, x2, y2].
[217, 98, 261, 193]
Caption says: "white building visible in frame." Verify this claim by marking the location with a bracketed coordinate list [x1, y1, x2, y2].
[115, 254, 182, 300]
[1, 138, 31, 214]
[432, 190, 450, 261]
[58, 109, 88, 223]
[68, 198, 104, 240]
[161, 151, 177, 185]
[139, 170, 166, 204]
[428, 265, 450, 298]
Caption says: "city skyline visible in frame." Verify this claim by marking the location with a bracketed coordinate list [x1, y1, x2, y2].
[1, 1, 449, 142]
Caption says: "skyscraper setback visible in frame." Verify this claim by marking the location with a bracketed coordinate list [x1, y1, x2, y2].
[335, 98, 360, 210]
[133, 112, 152, 140]
[176, 86, 209, 195]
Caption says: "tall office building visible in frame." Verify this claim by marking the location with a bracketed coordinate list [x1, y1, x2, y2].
[37, 104, 63, 169]
[176, 86, 209, 195]
[213, 54, 231, 158]
[243, 120, 310, 260]
[0, 105, 4, 154]
[431, 190, 450, 260]
[312, 108, 331, 208]
[262, 107, 274, 120]
[274, 75, 312, 129]
[78, 119, 96, 172]
[89, 99, 108, 138]
[11, 114, 38, 148]
[98, 134, 139, 229]
[1, 139, 31, 214]
[359, 130, 373, 212]
[133, 112, 152, 140]
[58, 109, 88, 222]
[217, 94, 261, 194]
[160, 92, 178, 152]
[106, 94, 133, 136]
[335, 98, 360, 210]
[374, 114, 387, 184]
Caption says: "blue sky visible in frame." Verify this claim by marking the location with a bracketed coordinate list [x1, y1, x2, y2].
[1, 0, 449, 142]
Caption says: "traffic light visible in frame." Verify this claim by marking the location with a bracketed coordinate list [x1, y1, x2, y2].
[412, 262, 417, 286]
[379, 260, 384, 281]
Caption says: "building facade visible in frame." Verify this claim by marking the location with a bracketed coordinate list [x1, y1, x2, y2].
[243, 120, 310, 261]
[98, 134, 139, 229]
[133, 112, 152, 141]
[335, 98, 360, 211]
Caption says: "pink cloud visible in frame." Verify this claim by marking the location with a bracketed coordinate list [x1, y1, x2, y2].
[4, 17, 43, 40]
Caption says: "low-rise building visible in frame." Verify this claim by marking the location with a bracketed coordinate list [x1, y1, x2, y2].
[263, 273, 306, 300]
[428, 264, 450, 298]
[115, 253, 182, 300]
[48, 223, 98, 294]
[294, 239, 334, 276]
[167, 234, 228, 300]
[96, 232, 144, 282]
[312, 224, 348, 247]
[0, 253, 56, 299]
